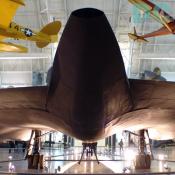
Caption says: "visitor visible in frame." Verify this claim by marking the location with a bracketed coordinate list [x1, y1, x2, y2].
[119, 139, 124, 153]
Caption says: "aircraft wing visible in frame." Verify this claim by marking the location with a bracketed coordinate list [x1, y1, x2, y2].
[105, 79, 175, 140]
[0, 0, 25, 28]
[129, 79, 175, 110]
[0, 86, 72, 140]
[0, 41, 28, 52]
[129, 0, 174, 25]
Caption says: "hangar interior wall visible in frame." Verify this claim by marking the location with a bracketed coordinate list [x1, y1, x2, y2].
[1, 0, 175, 86]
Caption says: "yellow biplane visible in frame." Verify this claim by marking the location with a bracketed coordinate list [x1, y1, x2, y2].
[0, 0, 61, 53]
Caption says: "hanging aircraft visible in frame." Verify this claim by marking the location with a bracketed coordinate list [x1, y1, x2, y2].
[0, 0, 61, 53]
[128, 0, 175, 42]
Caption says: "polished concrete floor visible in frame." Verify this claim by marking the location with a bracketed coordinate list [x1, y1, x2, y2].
[0, 146, 175, 174]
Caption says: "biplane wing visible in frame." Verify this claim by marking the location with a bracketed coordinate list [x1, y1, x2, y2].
[0, 0, 25, 28]
[0, 41, 27, 53]
[129, 0, 174, 25]
[0, 0, 62, 53]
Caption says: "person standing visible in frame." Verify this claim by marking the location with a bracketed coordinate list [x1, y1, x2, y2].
[119, 139, 124, 153]
[9, 141, 15, 154]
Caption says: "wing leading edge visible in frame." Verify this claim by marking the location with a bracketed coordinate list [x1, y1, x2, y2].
[10, 0, 25, 6]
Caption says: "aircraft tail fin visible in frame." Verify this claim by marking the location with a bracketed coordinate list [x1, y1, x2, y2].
[128, 27, 148, 43]
[36, 21, 61, 48]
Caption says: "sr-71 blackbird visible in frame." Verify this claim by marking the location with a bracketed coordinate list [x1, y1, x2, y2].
[128, 0, 175, 42]
[0, 8, 175, 143]
[0, 0, 61, 53]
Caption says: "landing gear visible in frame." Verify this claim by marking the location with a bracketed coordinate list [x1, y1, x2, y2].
[78, 142, 99, 164]
[27, 130, 44, 169]
[134, 130, 151, 169]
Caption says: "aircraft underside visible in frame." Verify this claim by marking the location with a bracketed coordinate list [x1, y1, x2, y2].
[0, 8, 175, 142]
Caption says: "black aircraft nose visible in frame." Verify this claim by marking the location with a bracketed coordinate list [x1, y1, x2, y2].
[47, 8, 132, 141]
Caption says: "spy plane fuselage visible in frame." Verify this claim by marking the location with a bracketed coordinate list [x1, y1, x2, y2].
[0, 8, 175, 142]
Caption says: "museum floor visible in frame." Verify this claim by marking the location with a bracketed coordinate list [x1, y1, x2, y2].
[0, 146, 175, 174]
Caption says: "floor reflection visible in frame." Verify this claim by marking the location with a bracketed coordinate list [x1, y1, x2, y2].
[0, 146, 175, 174]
